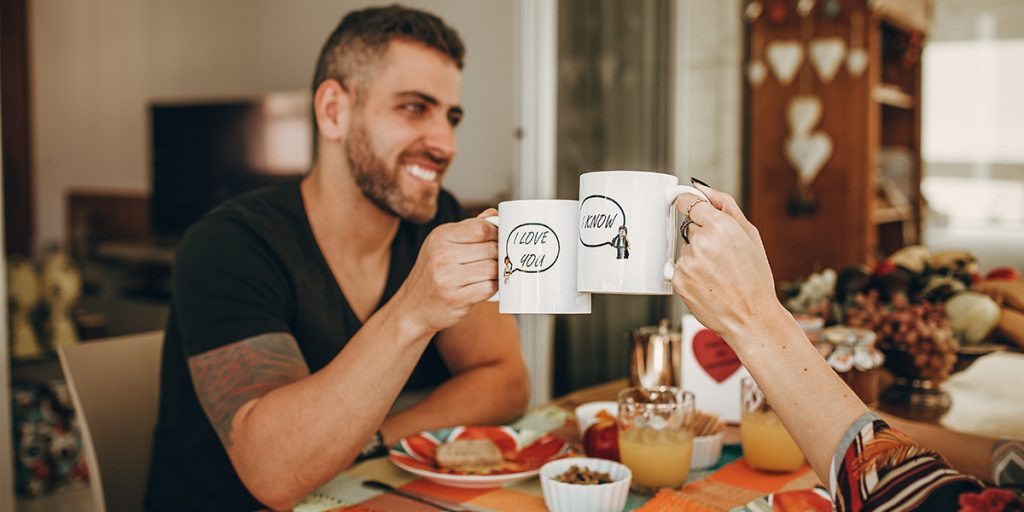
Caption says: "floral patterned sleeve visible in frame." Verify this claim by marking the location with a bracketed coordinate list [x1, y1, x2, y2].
[829, 412, 1023, 511]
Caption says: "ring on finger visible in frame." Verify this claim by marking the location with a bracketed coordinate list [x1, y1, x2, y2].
[684, 198, 707, 220]
[680, 218, 696, 244]
[680, 198, 707, 244]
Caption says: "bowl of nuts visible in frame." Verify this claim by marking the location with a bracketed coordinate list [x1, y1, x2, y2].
[539, 457, 632, 512]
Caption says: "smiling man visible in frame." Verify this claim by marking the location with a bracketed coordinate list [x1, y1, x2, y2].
[144, 6, 529, 511]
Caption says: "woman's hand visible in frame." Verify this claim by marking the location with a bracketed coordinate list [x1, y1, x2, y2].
[674, 182, 875, 486]
[672, 184, 787, 344]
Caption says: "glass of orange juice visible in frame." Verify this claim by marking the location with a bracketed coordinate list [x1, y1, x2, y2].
[617, 386, 695, 493]
[739, 377, 805, 472]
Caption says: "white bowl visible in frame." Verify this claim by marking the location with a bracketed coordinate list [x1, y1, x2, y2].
[540, 457, 632, 512]
[691, 431, 725, 470]
[574, 401, 618, 439]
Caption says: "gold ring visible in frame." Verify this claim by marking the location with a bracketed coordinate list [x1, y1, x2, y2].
[680, 198, 707, 244]
[685, 198, 707, 221]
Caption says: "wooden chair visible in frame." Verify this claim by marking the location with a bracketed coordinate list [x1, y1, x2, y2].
[58, 331, 163, 512]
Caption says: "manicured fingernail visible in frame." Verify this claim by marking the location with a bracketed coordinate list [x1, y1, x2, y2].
[690, 177, 710, 188]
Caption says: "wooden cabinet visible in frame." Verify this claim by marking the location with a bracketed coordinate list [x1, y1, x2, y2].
[745, 0, 929, 284]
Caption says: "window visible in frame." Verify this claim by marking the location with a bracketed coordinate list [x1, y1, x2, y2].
[922, 18, 1024, 227]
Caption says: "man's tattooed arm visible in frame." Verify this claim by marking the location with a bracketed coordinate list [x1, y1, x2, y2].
[187, 332, 310, 449]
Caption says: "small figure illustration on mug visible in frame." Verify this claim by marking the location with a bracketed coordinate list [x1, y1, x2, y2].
[503, 256, 513, 283]
[612, 226, 631, 259]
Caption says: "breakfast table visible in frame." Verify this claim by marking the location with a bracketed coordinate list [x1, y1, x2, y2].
[292, 350, 1023, 511]
[295, 380, 825, 512]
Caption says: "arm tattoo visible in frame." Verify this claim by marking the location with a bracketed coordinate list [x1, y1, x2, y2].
[187, 332, 310, 449]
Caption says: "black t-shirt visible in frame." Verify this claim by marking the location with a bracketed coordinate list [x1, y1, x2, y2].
[145, 179, 465, 511]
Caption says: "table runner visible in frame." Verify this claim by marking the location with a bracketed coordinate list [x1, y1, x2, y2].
[294, 400, 823, 511]
[295, 443, 822, 512]
[634, 456, 822, 512]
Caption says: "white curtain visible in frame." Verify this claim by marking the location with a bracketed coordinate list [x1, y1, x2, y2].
[554, 0, 674, 395]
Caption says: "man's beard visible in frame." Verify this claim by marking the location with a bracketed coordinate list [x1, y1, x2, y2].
[345, 119, 441, 224]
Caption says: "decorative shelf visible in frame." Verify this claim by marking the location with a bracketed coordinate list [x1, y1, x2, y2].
[874, 84, 915, 109]
[746, 0, 928, 280]
[872, 205, 913, 224]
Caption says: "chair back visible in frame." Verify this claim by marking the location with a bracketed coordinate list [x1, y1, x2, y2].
[58, 331, 163, 512]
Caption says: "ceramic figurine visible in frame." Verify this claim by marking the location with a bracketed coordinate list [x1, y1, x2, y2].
[50, 423, 88, 485]
[13, 385, 56, 496]
[13, 382, 90, 496]
[8, 256, 44, 358]
[41, 251, 83, 349]
[46, 379, 90, 486]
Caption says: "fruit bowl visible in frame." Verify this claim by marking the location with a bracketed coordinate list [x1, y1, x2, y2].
[879, 343, 1007, 421]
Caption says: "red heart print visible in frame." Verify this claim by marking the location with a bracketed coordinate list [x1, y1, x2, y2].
[692, 329, 741, 383]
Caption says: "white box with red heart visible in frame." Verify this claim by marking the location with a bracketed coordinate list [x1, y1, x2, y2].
[680, 314, 750, 423]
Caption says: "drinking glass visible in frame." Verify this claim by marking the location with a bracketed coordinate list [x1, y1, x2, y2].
[617, 386, 694, 492]
[739, 377, 805, 472]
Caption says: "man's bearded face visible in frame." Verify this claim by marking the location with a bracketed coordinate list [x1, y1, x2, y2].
[345, 112, 448, 224]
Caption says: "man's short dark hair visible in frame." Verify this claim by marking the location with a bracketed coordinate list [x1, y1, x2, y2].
[312, 4, 465, 99]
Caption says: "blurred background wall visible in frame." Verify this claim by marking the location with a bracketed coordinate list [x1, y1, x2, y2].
[29, 0, 519, 252]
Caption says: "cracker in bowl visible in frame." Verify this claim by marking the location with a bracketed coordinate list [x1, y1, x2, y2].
[685, 410, 725, 437]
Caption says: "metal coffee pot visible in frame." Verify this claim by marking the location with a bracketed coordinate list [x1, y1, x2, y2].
[629, 319, 681, 388]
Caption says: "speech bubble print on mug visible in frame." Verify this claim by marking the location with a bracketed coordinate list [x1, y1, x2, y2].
[578, 195, 631, 260]
[504, 223, 560, 283]
[486, 200, 591, 314]
[577, 171, 708, 295]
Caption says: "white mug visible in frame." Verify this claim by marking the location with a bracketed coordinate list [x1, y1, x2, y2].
[577, 171, 708, 295]
[486, 200, 591, 314]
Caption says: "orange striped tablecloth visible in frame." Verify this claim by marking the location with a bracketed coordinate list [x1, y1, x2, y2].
[295, 447, 822, 512]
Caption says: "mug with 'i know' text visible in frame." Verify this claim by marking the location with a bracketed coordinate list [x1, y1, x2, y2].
[577, 171, 708, 295]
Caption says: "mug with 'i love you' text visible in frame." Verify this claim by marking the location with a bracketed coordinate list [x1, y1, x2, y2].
[486, 200, 591, 314]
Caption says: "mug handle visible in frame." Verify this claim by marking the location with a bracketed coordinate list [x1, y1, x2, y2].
[662, 185, 709, 281]
[485, 216, 500, 302]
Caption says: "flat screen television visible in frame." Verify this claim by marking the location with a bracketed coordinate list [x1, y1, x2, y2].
[149, 92, 310, 237]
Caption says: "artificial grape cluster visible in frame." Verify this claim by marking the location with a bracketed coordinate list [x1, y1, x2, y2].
[843, 291, 959, 382]
[842, 289, 886, 329]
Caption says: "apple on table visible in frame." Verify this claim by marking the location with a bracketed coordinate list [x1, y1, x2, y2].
[582, 410, 620, 461]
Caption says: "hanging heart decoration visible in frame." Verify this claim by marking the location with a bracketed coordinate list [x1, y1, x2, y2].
[796, 0, 816, 17]
[785, 95, 833, 187]
[846, 47, 869, 77]
[847, 11, 868, 79]
[786, 95, 823, 135]
[747, 60, 768, 87]
[809, 37, 847, 83]
[766, 40, 804, 86]
[785, 132, 834, 185]
[745, 0, 764, 22]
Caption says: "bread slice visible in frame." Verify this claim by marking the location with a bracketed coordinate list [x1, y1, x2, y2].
[436, 439, 503, 471]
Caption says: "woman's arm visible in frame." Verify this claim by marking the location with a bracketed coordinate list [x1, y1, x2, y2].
[671, 184, 867, 482]
[671, 182, 1023, 510]
[876, 411, 998, 484]
[731, 307, 870, 482]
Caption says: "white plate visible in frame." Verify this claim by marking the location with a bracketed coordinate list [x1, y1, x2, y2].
[390, 458, 542, 489]
[388, 425, 569, 489]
